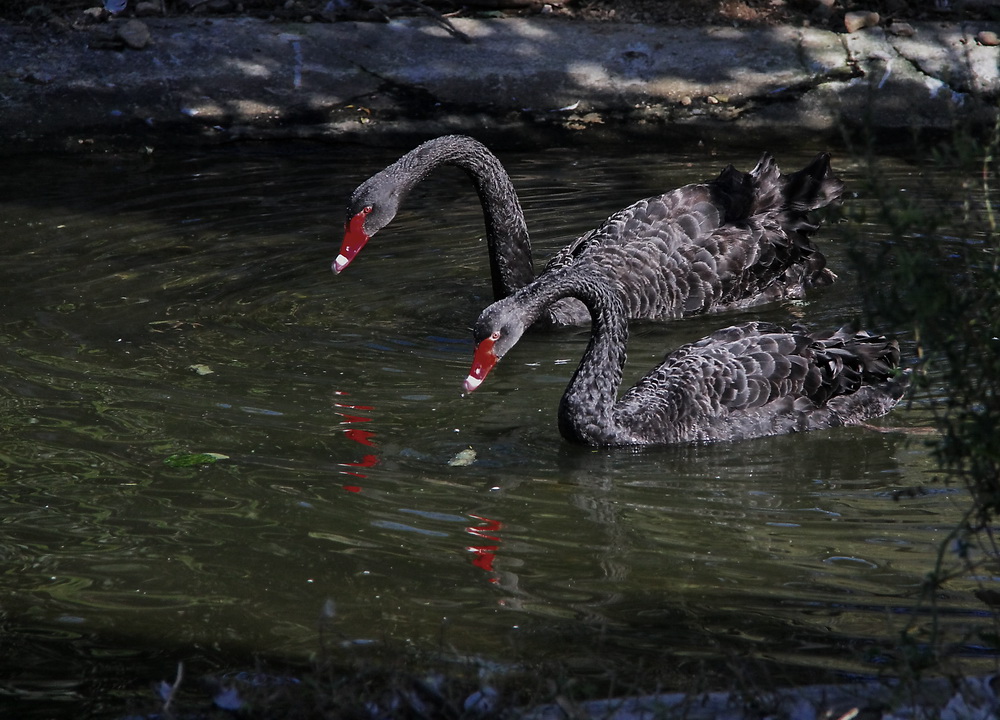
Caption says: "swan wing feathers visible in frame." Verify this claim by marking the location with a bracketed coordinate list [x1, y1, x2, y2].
[543, 186, 726, 271]
[616, 322, 906, 444]
[539, 155, 842, 323]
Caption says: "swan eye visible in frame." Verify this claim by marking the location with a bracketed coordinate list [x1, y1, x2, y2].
[362, 205, 373, 215]
[490, 331, 501, 341]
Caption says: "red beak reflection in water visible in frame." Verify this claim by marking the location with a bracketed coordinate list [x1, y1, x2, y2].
[334, 391, 379, 490]
[333, 207, 372, 274]
[466, 514, 503, 583]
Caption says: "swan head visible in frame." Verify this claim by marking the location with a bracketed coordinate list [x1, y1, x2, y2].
[334, 178, 404, 274]
[463, 299, 529, 393]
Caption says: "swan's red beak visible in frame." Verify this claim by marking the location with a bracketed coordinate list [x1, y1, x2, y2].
[333, 208, 371, 274]
[464, 337, 498, 393]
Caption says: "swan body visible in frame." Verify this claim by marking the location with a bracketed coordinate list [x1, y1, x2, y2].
[336, 135, 843, 326]
[463, 265, 908, 447]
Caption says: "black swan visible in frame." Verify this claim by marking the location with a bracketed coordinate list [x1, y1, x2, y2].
[462, 265, 908, 446]
[335, 135, 843, 326]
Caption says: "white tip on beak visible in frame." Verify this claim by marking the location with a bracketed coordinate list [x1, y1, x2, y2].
[332, 254, 351, 273]
[463, 374, 484, 393]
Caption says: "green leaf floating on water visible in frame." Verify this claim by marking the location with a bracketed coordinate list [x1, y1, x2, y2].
[164, 452, 230, 468]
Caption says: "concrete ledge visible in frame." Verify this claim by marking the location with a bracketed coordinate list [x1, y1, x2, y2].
[1, 16, 997, 152]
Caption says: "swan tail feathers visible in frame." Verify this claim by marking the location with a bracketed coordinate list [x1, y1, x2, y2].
[809, 328, 910, 417]
[781, 152, 845, 213]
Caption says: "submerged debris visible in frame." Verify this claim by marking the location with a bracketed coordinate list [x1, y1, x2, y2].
[447, 447, 477, 466]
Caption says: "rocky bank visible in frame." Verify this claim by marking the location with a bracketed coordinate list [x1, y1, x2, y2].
[1, 13, 999, 152]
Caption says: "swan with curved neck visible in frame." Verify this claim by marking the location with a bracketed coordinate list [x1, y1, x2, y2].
[463, 264, 908, 446]
[336, 135, 844, 326]
[337, 135, 534, 303]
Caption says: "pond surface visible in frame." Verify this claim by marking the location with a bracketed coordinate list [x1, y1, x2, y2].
[0, 141, 992, 716]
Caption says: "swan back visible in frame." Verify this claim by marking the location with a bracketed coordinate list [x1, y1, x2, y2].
[613, 323, 908, 445]
[539, 151, 843, 326]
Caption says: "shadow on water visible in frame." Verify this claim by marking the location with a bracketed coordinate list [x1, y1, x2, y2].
[0, 141, 991, 716]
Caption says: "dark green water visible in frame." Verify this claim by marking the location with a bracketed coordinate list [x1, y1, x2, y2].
[0, 142, 990, 715]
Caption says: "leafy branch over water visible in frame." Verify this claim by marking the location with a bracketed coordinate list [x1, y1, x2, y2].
[845, 121, 1000, 662]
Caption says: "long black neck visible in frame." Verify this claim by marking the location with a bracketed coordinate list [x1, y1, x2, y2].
[512, 266, 628, 444]
[393, 136, 535, 300]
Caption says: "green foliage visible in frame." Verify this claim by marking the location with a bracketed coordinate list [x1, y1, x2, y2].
[845, 122, 1000, 675]
[848, 123, 1000, 532]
